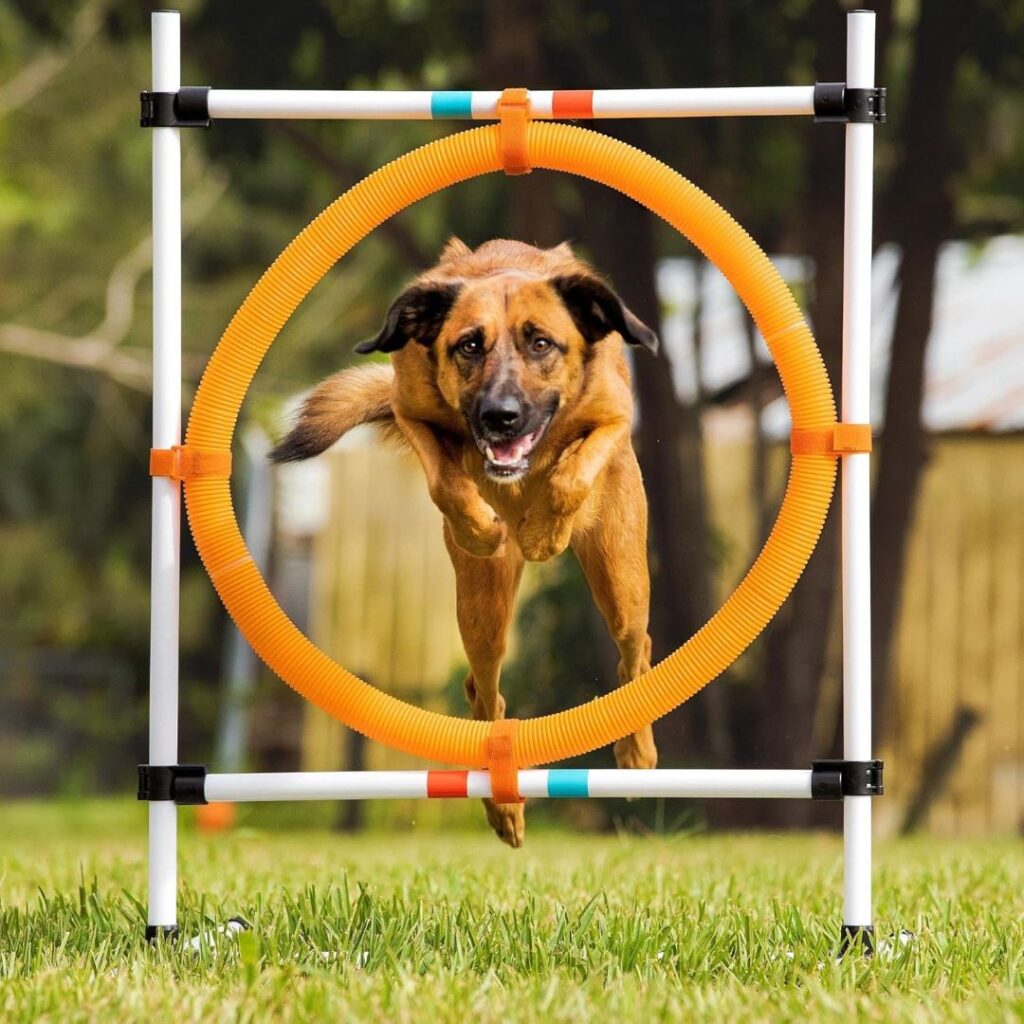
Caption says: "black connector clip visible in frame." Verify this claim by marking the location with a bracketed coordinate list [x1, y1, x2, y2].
[811, 759, 884, 800]
[140, 87, 211, 128]
[813, 82, 886, 124]
[839, 924, 875, 958]
[137, 764, 208, 804]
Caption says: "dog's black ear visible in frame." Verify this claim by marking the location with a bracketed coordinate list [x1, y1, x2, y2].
[355, 282, 461, 354]
[551, 274, 659, 355]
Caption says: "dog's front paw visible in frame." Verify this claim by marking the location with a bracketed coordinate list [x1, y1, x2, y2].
[448, 514, 507, 559]
[516, 510, 574, 562]
[484, 799, 525, 848]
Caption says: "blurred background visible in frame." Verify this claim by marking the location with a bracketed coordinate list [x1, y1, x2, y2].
[1, 0, 1021, 838]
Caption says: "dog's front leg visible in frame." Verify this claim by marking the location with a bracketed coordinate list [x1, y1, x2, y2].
[571, 449, 658, 771]
[396, 413, 507, 558]
[444, 523, 527, 848]
[517, 420, 630, 562]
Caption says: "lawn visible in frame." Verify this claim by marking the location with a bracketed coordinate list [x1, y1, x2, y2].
[2, 800, 1021, 1023]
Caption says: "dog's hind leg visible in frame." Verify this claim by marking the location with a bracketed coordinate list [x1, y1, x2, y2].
[571, 452, 658, 771]
[443, 522, 526, 848]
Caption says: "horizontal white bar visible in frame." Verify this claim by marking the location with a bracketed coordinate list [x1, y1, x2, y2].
[584, 769, 812, 799]
[206, 772, 429, 801]
[592, 86, 815, 118]
[204, 87, 816, 121]
[204, 769, 813, 802]
[208, 90, 435, 119]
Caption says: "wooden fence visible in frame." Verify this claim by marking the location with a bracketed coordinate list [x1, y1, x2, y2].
[703, 430, 1024, 836]
[301, 426, 466, 776]
[304, 428, 1023, 835]
[884, 435, 1023, 836]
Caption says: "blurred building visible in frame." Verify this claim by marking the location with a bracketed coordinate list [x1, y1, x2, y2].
[659, 237, 1024, 836]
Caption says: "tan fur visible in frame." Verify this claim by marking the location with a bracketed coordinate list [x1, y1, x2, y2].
[275, 239, 658, 847]
[272, 363, 403, 460]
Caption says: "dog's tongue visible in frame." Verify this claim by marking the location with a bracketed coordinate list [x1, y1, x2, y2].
[490, 430, 538, 466]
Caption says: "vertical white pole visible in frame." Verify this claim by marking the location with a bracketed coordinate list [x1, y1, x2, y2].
[841, 9, 875, 941]
[148, 9, 182, 937]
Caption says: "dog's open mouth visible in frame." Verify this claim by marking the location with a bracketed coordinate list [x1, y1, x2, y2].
[476, 417, 551, 482]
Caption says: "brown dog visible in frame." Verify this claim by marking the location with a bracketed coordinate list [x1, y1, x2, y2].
[272, 239, 659, 847]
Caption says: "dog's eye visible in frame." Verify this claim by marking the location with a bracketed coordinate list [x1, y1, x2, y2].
[530, 336, 554, 355]
[457, 335, 483, 357]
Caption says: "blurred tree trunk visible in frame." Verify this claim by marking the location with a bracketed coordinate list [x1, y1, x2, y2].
[482, 3, 563, 247]
[482, 0, 969, 819]
[743, 0, 966, 826]
[871, 0, 967, 739]
[583, 125, 724, 766]
[747, 3, 847, 827]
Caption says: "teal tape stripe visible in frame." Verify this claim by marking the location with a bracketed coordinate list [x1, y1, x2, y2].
[431, 91, 474, 119]
[547, 769, 589, 798]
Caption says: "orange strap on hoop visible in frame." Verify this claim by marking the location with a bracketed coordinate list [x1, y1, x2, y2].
[486, 718, 524, 803]
[497, 88, 531, 176]
[150, 445, 232, 482]
[790, 423, 872, 457]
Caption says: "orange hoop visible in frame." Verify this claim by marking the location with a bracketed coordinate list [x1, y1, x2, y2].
[184, 122, 839, 769]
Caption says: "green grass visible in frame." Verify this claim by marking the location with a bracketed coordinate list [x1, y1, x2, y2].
[1, 800, 1022, 1022]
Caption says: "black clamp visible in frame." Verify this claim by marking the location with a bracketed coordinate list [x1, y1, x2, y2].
[146, 916, 250, 944]
[813, 82, 886, 124]
[811, 759, 884, 800]
[839, 924, 875, 958]
[140, 87, 211, 128]
[137, 764, 208, 804]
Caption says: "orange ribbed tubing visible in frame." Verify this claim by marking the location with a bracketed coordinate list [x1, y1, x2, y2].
[184, 123, 837, 769]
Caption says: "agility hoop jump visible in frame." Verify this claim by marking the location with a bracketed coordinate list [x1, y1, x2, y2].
[141, 10, 885, 951]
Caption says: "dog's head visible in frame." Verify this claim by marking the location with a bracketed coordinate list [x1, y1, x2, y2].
[357, 240, 658, 483]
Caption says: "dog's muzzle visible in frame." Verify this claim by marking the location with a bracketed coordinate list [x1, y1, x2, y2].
[471, 393, 554, 483]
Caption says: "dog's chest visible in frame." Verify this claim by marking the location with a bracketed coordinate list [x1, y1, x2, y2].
[475, 474, 532, 521]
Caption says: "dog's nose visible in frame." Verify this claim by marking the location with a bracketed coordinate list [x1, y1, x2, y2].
[479, 394, 525, 435]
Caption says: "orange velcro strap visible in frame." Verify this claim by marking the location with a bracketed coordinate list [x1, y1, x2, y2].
[497, 88, 531, 176]
[790, 423, 872, 456]
[150, 445, 232, 482]
[485, 718, 524, 803]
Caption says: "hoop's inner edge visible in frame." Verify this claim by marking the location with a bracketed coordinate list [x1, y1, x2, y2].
[184, 122, 837, 768]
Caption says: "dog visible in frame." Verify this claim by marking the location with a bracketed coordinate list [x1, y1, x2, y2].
[271, 238, 659, 847]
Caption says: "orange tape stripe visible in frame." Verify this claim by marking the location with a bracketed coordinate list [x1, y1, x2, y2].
[150, 445, 232, 482]
[485, 719, 523, 803]
[497, 87, 531, 175]
[790, 423, 872, 456]
[552, 90, 594, 119]
[426, 770, 469, 798]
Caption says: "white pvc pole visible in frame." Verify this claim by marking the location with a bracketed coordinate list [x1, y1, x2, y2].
[207, 90, 435, 119]
[205, 86, 815, 121]
[583, 769, 812, 799]
[204, 769, 814, 802]
[206, 772, 431, 802]
[841, 9, 876, 936]
[591, 86, 814, 119]
[147, 9, 181, 936]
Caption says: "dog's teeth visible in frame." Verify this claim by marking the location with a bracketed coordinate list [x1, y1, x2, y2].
[485, 445, 495, 461]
